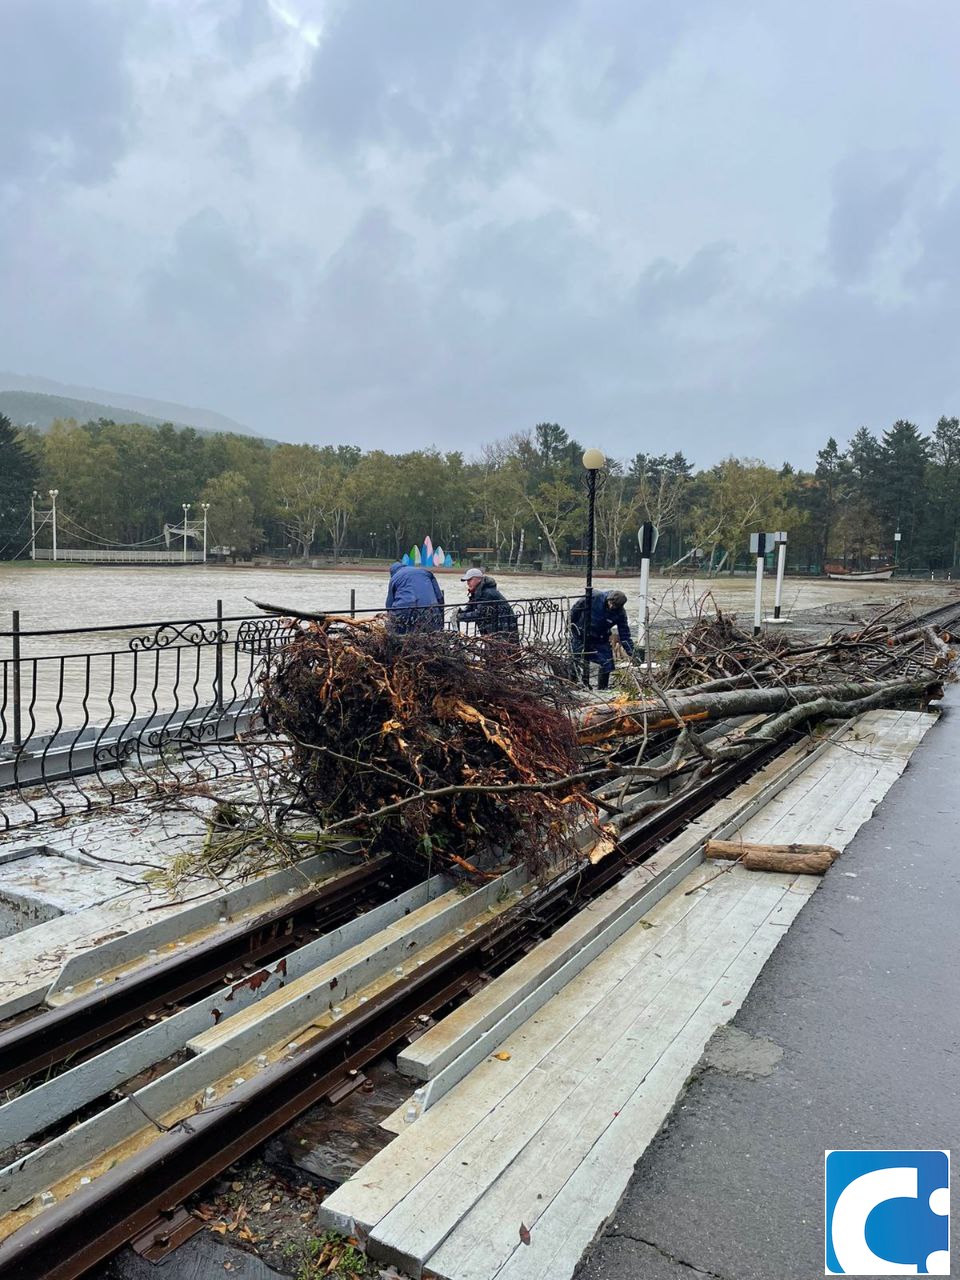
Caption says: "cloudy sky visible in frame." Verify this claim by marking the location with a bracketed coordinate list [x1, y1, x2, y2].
[2, 0, 959, 465]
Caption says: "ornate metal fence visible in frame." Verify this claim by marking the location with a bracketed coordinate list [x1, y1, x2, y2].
[0, 595, 574, 831]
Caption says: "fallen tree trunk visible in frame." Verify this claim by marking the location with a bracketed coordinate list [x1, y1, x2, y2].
[576, 677, 941, 744]
[704, 839, 839, 874]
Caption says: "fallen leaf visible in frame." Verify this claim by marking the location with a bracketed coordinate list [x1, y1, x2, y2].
[261, 1202, 272, 1212]
[230, 1182, 243, 1192]
[494, 1051, 511, 1061]
[519, 1222, 531, 1245]
[209, 1222, 227, 1235]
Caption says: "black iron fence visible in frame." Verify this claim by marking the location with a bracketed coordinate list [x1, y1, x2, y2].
[0, 594, 575, 831]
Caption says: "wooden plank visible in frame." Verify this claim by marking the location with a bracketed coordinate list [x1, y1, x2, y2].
[488, 876, 807, 1280]
[425, 873, 793, 1280]
[321, 728, 848, 1235]
[317, 863, 743, 1235]
[188, 869, 528, 1056]
[0, 875, 453, 1152]
[399, 732, 835, 1092]
[366, 876, 787, 1277]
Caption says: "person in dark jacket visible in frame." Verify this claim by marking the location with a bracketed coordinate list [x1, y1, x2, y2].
[570, 588, 633, 688]
[456, 568, 519, 641]
[385, 562, 445, 633]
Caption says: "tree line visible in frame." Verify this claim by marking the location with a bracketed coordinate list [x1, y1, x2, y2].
[1, 414, 958, 573]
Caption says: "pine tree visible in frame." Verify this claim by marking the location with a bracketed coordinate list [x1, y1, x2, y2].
[876, 421, 930, 567]
[813, 437, 849, 566]
[0, 414, 38, 558]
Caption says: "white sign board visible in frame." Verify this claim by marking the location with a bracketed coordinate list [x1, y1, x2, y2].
[749, 532, 777, 555]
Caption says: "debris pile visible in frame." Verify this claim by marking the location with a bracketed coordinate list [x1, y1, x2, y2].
[260, 619, 584, 879]
[661, 605, 954, 691]
[251, 599, 955, 883]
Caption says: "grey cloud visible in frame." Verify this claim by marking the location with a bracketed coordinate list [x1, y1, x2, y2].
[142, 210, 288, 357]
[212, 0, 281, 57]
[909, 184, 960, 290]
[636, 243, 733, 316]
[0, 0, 131, 185]
[4, 1, 960, 469]
[295, 0, 565, 190]
[827, 151, 929, 281]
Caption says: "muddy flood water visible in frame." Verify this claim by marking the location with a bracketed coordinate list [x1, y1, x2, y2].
[0, 561, 944, 634]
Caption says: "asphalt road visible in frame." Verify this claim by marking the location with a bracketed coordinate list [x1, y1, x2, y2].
[576, 690, 959, 1280]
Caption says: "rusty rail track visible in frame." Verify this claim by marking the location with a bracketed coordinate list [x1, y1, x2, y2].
[0, 858, 411, 1093]
[0, 737, 786, 1280]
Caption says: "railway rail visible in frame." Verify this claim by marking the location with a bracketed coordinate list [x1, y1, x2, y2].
[0, 857, 410, 1093]
[0, 735, 787, 1280]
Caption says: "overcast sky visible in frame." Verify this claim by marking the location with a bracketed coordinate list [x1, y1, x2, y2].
[2, 0, 959, 466]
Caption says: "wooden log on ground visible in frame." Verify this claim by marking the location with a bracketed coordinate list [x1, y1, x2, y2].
[703, 839, 840, 875]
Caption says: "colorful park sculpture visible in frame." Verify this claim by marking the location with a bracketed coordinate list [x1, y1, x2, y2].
[401, 535, 454, 568]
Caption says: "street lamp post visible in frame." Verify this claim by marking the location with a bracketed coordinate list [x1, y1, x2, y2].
[182, 503, 191, 563]
[894, 529, 902, 573]
[30, 491, 41, 560]
[48, 490, 59, 562]
[581, 448, 606, 686]
[201, 503, 210, 563]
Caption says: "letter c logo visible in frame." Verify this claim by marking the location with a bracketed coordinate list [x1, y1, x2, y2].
[831, 1166, 919, 1275]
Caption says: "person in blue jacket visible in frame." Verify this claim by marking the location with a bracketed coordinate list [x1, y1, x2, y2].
[385, 562, 445, 634]
[570, 589, 633, 688]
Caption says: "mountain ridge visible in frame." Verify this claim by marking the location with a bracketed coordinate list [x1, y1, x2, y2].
[0, 372, 265, 439]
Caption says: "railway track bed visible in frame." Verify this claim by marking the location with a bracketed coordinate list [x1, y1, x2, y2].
[0, 703, 940, 1280]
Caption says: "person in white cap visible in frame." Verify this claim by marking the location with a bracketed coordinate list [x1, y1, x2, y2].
[457, 567, 519, 641]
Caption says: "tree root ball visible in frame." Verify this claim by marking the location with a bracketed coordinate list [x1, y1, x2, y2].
[259, 620, 586, 880]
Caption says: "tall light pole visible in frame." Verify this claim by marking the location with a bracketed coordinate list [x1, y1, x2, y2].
[48, 489, 59, 562]
[894, 528, 901, 573]
[581, 448, 605, 686]
[182, 503, 191, 563]
[30, 491, 41, 560]
[201, 502, 210, 563]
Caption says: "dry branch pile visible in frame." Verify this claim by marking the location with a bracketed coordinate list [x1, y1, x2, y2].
[259, 620, 585, 879]
[661, 605, 953, 692]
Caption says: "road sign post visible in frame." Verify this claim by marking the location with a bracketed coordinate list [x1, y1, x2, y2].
[749, 531, 773, 636]
[637, 522, 659, 667]
[764, 531, 790, 623]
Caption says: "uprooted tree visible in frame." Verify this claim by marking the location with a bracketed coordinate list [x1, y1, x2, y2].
[259, 620, 591, 879]
[248, 602, 948, 882]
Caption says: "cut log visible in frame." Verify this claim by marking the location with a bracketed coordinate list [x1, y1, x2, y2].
[703, 839, 840, 875]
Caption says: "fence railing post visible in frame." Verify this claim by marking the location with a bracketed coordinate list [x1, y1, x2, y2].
[11, 610, 22, 747]
[215, 598, 224, 713]
[350, 588, 356, 619]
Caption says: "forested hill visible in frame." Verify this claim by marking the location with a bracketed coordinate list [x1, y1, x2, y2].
[0, 390, 280, 442]
[0, 390, 178, 432]
[0, 373, 259, 439]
